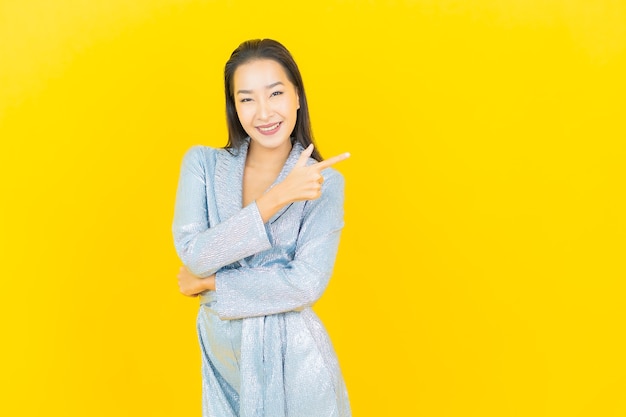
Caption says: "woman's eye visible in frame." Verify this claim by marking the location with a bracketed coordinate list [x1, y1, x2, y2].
[270, 91, 283, 97]
[239, 98, 252, 103]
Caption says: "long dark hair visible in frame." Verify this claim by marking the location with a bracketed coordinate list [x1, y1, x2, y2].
[223, 39, 322, 161]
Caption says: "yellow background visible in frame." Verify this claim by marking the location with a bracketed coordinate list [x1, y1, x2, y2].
[1, 1, 625, 416]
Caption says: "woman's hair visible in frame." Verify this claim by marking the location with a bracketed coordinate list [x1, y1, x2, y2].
[223, 39, 322, 161]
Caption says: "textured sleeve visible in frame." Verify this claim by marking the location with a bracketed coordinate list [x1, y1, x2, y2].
[172, 146, 271, 277]
[214, 170, 345, 319]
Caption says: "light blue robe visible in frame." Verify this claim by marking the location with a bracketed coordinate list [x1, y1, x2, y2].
[172, 140, 351, 417]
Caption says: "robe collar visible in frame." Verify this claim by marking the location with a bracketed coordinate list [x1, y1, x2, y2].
[214, 138, 305, 223]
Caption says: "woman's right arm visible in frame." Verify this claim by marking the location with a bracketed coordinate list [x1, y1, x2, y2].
[172, 147, 272, 277]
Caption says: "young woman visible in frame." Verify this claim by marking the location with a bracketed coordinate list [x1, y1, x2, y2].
[172, 39, 351, 417]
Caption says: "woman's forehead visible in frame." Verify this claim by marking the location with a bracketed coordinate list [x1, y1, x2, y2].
[233, 59, 292, 89]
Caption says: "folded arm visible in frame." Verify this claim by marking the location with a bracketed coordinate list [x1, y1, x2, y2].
[214, 172, 345, 319]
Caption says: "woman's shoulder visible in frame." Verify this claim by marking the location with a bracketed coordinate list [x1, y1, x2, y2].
[320, 166, 345, 194]
[181, 145, 230, 166]
[320, 165, 344, 181]
[183, 144, 219, 157]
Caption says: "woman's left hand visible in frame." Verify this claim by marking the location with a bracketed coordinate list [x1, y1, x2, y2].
[177, 266, 215, 297]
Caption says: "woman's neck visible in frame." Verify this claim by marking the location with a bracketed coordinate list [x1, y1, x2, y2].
[246, 140, 292, 170]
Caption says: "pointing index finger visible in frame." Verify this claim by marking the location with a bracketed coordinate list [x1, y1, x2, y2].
[315, 152, 350, 171]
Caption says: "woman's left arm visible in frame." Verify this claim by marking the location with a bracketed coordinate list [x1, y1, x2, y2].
[208, 170, 345, 319]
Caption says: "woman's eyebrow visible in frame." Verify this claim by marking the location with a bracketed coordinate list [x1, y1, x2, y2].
[236, 81, 284, 95]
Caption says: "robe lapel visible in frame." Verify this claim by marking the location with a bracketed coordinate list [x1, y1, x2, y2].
[214, 141, 247, 223]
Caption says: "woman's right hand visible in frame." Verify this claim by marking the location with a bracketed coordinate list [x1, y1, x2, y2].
[279, 144, 349, 202]
[256, 144, 349, 222]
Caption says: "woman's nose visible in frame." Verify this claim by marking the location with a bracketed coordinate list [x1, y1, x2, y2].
[256, 99, 272, 120]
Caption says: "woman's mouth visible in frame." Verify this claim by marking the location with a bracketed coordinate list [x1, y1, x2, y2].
[257, 122, 282, 135]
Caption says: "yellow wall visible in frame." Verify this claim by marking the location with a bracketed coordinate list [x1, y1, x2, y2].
[1, 1, 625, 416]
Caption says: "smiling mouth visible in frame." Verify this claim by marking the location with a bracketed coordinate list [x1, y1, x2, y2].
[258, 122, 281, 132]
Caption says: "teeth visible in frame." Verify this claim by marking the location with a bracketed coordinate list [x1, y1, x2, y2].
[259, 122, 280, 132]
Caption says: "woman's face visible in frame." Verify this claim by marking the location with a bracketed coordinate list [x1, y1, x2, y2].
[233, 59, 300, 153]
